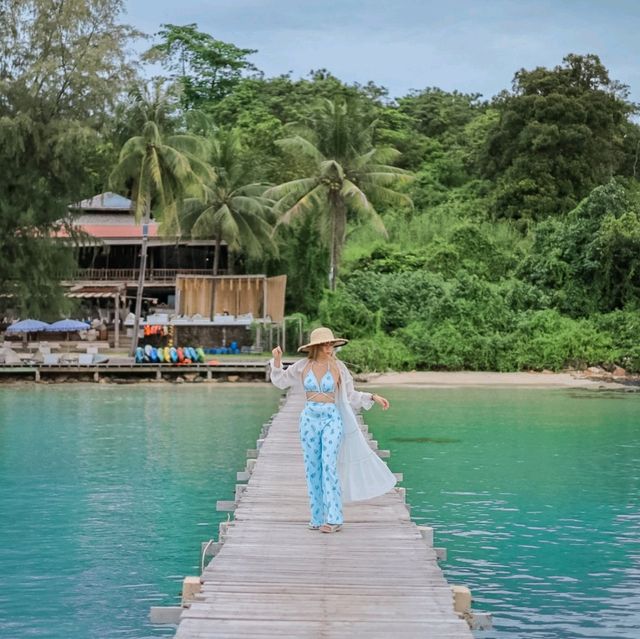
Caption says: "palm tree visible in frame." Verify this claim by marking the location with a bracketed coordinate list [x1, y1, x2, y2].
[180, 128, 276, 318]
[110, 119, 213, 355]
[266, 97, 413, 289]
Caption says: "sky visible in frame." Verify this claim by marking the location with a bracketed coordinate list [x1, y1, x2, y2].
[123, 0, 640, 102]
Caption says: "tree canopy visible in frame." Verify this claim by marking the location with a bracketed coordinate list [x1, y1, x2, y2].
[0, 0, 139, 316]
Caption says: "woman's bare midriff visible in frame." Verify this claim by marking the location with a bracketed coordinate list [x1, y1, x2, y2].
[305, 392, 336, 403]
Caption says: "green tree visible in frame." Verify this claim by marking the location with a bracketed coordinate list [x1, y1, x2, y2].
[0, 0, 138, 316]
[267, 97, 413, 289]
[397, 88, 484, 140]
[521, 180, 640, 314]
[110, 118, 212, 353]
[485, 54, 634, 222]
[179, 128, 276, 317]
[145, 24, 258, 108]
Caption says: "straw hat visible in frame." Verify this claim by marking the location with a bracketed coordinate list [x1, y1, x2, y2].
[297, 327, 349, 352]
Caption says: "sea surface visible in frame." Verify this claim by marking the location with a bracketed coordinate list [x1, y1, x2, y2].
[0, 384, 638, 638]
[368, 386, 640, 639]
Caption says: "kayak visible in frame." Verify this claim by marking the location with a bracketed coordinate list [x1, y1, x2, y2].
[135, 347, 145, 363]
[156, 347, 165, 362]
[169, 347, 178, 363]
[195, 347, 206, 363]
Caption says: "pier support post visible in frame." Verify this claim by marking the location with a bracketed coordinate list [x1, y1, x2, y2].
[417, 526, 434, 546]
[181, 576, 202, 606]
[156, 369, 162, 381]
[93, 371, 100, 383]
[34, 369, 40, 382]
[219, 521, 232, 541]
[451, 585, 472, 615]
[235, 484, 247, 502]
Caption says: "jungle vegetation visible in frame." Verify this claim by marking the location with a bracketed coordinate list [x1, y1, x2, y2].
[1, 3, 639, 372]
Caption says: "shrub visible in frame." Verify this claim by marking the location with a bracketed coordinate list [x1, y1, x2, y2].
[592, 310, 640, 373]
[318, 287, 377, 339]
[499, 310, 617, 371]
[338, 334, 416, 372]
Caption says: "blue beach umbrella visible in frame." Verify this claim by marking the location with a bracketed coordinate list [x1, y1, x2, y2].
[5, 319, 51, 334]
[47, 319, 91, 332]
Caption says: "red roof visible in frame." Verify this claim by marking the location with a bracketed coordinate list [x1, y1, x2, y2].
[70, 224, 158, 238]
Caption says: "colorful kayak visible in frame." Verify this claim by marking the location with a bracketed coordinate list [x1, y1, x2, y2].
[169, 347, 178, 363]
[176, 347, 184, 362]
[164, 347, 171, 362]
[135, 347, 145, 363]
[156, 347, 165, 362]
[195, 347, 206, 363]
[187, 346, 198, 362]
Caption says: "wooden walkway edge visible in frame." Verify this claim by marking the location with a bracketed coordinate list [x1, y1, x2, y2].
[164, 391, 490, 637]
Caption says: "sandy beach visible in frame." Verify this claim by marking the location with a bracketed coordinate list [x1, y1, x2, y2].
[360, 370, 635, 389]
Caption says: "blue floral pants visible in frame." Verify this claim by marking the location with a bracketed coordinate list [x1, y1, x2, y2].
[299, 402, 344, 527]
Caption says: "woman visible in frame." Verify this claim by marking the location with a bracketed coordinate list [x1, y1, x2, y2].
[270, 326, 396, 533]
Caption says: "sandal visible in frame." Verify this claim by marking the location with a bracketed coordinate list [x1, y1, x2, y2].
[308, 524, 321, 530]
[320, 524, 342, 533]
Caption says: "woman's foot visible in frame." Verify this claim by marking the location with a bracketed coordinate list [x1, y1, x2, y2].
[308, 523, 321, 530]
[319, 523, 342, 533]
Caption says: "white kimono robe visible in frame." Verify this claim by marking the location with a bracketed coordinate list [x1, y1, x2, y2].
[269, 358, 397, 503]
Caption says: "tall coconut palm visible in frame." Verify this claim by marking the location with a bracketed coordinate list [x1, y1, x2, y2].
[110, 119, 213, 355]
[266, 97, 413, 289]
[180, 128, 276, 318]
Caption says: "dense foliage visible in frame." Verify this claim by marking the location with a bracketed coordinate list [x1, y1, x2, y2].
[1, 10, 639, 372]
[0, 0, 138, 317]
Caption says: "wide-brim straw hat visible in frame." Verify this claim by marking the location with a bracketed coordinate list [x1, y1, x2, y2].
[297, 327, 349, 352]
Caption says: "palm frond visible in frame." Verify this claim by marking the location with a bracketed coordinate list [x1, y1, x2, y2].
[275, 135, 325, 164]
[167, 134, 210, 159]
[276, 183, 327, 227]
[265, 177, 319, 205]
[341, 179, 387, 237]
[191, 204, 218, 238]
[358, 183, 414, 209]
[118, 136, 145, 160]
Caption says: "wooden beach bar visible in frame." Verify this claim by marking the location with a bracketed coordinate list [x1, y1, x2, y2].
[154, 389, 491, 637]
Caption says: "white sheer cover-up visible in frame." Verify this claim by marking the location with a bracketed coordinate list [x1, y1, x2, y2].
[269, 358, 397, 503]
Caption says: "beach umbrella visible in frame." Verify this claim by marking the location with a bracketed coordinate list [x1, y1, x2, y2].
[47, 319, 91, 332]
[5, 319, 51, 334]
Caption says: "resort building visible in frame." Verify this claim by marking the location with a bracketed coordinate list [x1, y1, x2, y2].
[55, 192, 285, 349]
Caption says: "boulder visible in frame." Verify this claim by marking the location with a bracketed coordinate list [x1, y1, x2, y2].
[612, 365, 627, 378]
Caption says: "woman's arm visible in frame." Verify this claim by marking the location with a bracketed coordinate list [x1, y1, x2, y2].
[339, 362, 390, 410]
[269, 346, 303, 389]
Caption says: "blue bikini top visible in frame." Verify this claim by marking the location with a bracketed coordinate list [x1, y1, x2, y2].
[303, 362, 336, 393]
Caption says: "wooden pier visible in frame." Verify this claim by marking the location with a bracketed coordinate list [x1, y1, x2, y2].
[0, 361, 269, 383]
[160, 390, 490, 638]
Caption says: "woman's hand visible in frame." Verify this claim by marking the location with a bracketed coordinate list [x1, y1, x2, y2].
[372, 393, 390, 410]
[272, 345, 282, 367]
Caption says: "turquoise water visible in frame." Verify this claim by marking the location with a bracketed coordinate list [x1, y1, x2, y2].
[1, 385, 638, 638]
[368, 387, 640, 639]
[0, 384, 279, 639]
